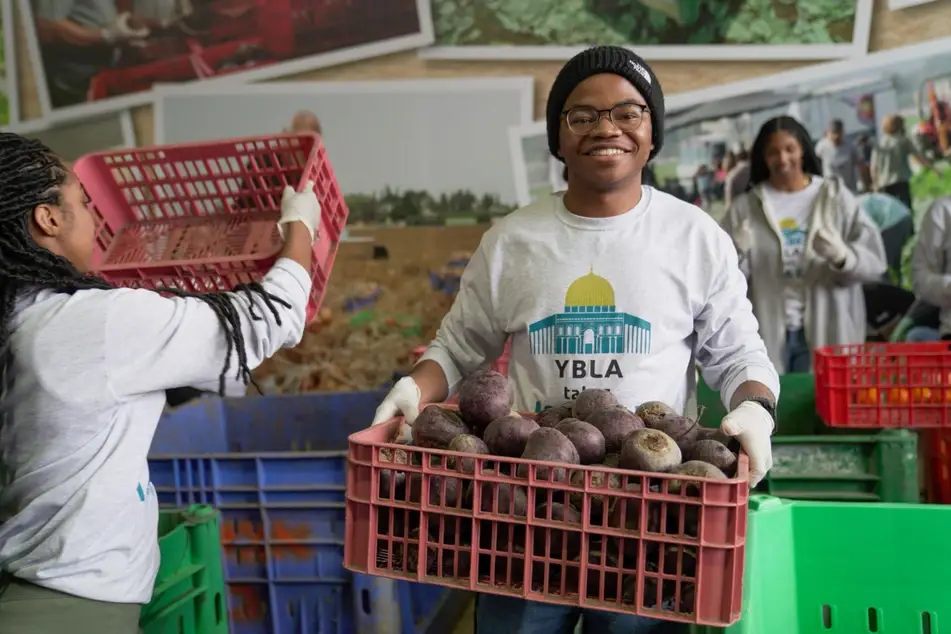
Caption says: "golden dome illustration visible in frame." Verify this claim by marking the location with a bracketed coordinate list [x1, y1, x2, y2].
[565, 269, 615, 307]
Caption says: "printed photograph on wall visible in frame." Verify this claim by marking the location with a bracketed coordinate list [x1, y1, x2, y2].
[20, 0, 434, 121]
[654, 35, 951, 289]
[508, 120, 566, 207]
[154, 77, 534, 227]
[1, 0, 20, 126]
[423, 0, 873, 61]
[5, 111, 136, 160]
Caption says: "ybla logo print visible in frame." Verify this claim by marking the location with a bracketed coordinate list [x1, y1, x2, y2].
[528, 269, 651, 356]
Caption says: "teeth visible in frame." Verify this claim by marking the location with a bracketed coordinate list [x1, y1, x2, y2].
[590, 148, 626, 156]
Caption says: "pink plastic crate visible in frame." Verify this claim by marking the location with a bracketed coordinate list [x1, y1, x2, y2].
[74, 133, 347, 322]
[344, 416, 749, 627]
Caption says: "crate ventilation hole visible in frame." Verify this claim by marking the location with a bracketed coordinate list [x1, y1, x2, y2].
[821, 605, 935, 633]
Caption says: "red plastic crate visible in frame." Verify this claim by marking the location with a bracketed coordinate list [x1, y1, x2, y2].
[344, 417, 749, 627]
[815, 342, 951, 429]
[74, 133, 347, 322]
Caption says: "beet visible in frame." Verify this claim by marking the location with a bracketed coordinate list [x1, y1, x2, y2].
[518, 428, 580, 481]
[447, 434, 490, 474]
[555, 419, 606, 464]
[457, 369, 514, 434]
[573, 388, 619, 421]
[411, 405, 469, 449]
[536, 401, 574, 428]
[635, 400, 678, 427]
[644, 414, 701, 453]
[483, 414, 539, 457]
[587, 406, 644, 453]
[619, 429, 682, 473]
[533, 502, 582, 559]
[688, 439, 737, 475]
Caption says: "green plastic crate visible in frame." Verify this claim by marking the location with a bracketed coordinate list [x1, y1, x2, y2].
[697, 372, 822, 435]
[762, 431, 919, 503]
[693, 495, 949, 633]
[141, 505, 228, 634]
[698, 374, 919, 503]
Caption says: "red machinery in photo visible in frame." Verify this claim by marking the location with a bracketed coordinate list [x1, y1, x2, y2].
[86, 0, 421, 101]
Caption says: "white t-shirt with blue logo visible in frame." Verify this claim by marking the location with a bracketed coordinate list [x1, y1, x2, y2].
[762, 177, 824, 331]
[420, 189, 779, 416]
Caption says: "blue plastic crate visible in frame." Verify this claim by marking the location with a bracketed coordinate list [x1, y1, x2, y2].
[149, 391, 465, 634]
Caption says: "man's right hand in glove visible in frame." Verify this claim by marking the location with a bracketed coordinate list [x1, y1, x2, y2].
[372, 376, 422, 426]
[101, 12, 151, 44]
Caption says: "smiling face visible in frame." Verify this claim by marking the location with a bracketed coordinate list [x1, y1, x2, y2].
[558, 74, 653, 193]
[764, 130, 805, 187]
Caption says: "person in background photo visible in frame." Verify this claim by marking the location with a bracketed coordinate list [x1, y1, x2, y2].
[857, 191, 914, 283]
[871, 113, 937, 209]
[370, 45, 779, 634]
[723, 148, 750, 212]
[286, 110, 323, 135]
[815, 118, 866, 193]
[909, 197, 951, 342]
[722, 116, 887, 374]
[32, 0, 151, 108]
[855, 134, 874, 190]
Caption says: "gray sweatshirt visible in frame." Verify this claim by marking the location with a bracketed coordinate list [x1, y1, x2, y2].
[0, 259, 311, 603]
[421, 189, 779, 416]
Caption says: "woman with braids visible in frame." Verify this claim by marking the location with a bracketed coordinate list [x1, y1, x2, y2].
[0, 133, 321, 633]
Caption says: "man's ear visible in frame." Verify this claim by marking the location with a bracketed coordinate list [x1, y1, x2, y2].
[32, 203, 63, 238]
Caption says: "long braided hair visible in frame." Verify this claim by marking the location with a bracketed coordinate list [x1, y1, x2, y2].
[0, 133, 292, 396]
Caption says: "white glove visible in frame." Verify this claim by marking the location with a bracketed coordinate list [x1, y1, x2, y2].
[101, 12, 150, 44]
[719, 401, 773, 488]
[279, 181, 320, 242]
[371, 376, 421, 427]
[812, 227, 850, 265]
[733, 219, 754, 254]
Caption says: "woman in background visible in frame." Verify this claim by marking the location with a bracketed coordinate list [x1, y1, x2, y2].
[722, 116, 887, 373]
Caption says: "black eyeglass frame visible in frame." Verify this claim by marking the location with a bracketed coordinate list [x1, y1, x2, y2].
[560, 102, 650, 135]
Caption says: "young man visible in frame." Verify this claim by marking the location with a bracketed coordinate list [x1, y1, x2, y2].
[372, 46, 779, 634]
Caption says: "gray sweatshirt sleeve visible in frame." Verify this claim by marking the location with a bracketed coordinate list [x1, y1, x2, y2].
[912, 199, 951, 307]
[695, 228, 780, 409]
[103, 258, 311, 398]
[419, 242, 508, 395]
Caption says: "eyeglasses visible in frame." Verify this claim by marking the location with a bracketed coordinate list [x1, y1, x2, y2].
[562, 103, 650, 136]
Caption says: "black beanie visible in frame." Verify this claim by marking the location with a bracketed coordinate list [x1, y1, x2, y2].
[546, 46, 665, 161]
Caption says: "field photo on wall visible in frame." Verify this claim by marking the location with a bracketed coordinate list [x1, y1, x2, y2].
[423, 0, 873, 61]
[1, 0, 20, 126]
[20, 0, 434, 122]
[5, 111, 136, 160]
[154, 77, 534, 227]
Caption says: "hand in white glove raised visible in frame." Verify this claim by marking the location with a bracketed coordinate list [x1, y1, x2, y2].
[812, 227, 850, 266]
[279, 181, 321, 243]
[101, 12, 150, 44]
[719, 401, 773, 488]
[732, 219, 754, 254]
[372, 376, 422, 435]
